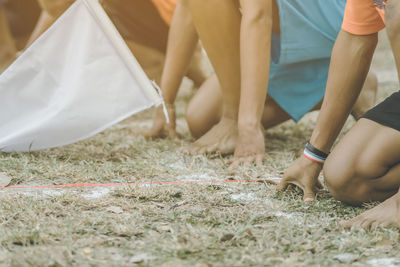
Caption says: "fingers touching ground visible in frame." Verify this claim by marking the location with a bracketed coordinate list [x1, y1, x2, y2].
[227, 124, 265, 168]
[227, 154, 264, 169]
[277, 156, 323, 202]
[146, 104, 177, 139]
[185, 118, 268, 170]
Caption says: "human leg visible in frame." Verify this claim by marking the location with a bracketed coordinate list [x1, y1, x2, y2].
[279, 30, 378, 202]
[186, 1, 285, 143]
[146, 0, 199, 139]
[187, 0, 278, 159]
[186, 74, 222, 139]
[324, 118, 400, 229]
[261, 97, 292, 129]
[340, 189, 400, 228]
[186, 43, 212, 88]
[143, 51, 374, 142]
[336, 0, 400, 229]
[186, 76, 291, 140]
[324, 119, 400, 206]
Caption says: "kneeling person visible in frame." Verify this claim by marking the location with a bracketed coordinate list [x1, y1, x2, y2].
[325, 92, 400, 228]
[280, 0, 400, 228]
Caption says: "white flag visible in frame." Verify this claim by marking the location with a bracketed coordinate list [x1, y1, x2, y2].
[0, 0, 163, 152]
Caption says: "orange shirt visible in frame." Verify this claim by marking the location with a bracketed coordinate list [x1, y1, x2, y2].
[342, 0, 386, 35]
[151, 0, 178, 26]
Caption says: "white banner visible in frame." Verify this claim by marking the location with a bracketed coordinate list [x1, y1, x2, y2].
[0, 0, 162, 152]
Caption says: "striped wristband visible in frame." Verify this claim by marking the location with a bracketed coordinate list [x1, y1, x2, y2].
[303, 142, 329, 164]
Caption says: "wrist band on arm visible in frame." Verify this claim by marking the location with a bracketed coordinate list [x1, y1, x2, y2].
[303, 142, 329, 164]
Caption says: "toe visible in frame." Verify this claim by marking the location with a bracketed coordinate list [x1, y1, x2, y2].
[340, 218, 358, 228]
[371, 220, 381, 230]
[361, 219, 372, 229]
[342, 215, 365, 229]
[205, 143, 219, 154]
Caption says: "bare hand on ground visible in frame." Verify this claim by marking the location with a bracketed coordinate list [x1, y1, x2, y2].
[340, 192, 400, 229]
[277, 156, 323, 202]
[228, 125, 265, 168]
[146, 104, 177, 139]
[188, 117, 238, 155]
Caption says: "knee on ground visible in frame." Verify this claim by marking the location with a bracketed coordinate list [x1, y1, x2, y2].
[323, 153, 374, 206]
[185, 104, 206, 139]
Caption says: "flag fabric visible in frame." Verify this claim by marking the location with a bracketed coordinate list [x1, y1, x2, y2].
[0, 0, 163, 152]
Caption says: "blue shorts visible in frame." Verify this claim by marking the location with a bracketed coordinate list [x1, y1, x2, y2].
[268, 0, 346, 122]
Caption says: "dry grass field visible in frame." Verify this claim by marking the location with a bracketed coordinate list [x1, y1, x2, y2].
[0, 32, 399, 266]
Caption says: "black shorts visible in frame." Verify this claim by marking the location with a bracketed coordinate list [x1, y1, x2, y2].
[362, 91, 400, 132]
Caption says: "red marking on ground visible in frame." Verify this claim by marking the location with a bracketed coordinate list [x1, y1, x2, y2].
[0, 178, 282, 190]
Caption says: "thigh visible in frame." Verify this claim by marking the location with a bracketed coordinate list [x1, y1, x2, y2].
[186, 74, 222, 138]
[272, 0, 280, 34]
[261, 95, 290, 129]
[328, 119, 400, 180]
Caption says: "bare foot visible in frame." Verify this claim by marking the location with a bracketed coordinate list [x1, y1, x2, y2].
[351, 73, 377, 120]
[277, 155, 323, 202]
[145, 104, 177, 139]
[341, 191, 400, 229]
[228, 124, 265, 168]
[189, 117, 238, 155]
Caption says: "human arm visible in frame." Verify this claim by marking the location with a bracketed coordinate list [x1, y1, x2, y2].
[278, 30, 378, 201]
[147, 0, 199, 138]
[229, 0, 273, 167]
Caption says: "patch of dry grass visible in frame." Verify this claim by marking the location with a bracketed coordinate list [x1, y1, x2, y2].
[0, 32, 399, 267]
[1, 181, 400, 266]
